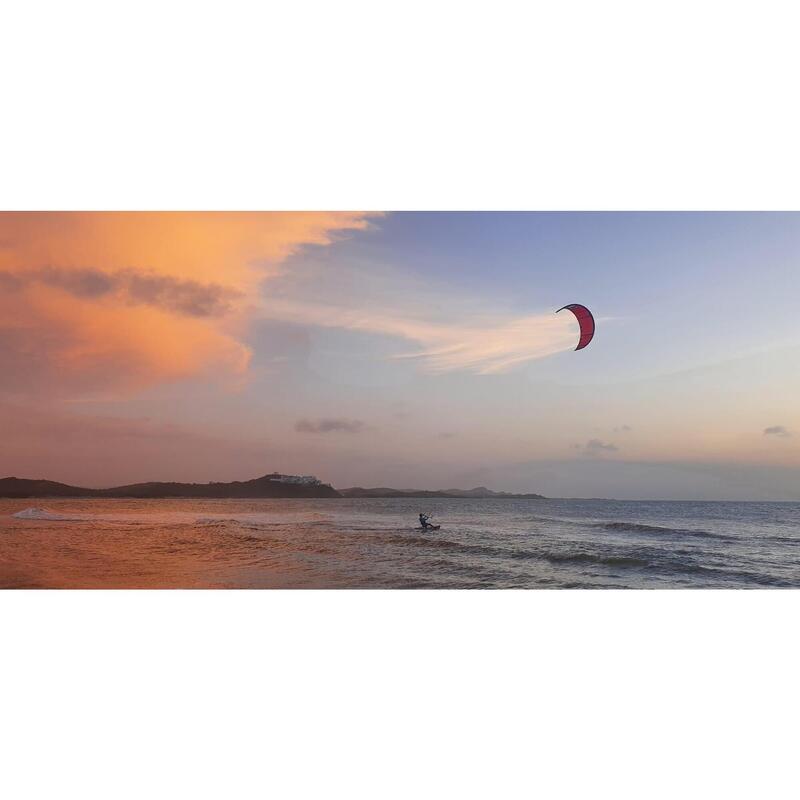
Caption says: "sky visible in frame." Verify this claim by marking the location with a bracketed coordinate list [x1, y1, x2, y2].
[1, 211, 798, 500]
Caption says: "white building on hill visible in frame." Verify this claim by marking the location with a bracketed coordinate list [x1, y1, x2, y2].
[266, 473, 322, 486]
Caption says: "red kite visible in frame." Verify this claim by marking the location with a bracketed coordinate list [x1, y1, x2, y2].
[556, 304, 595, 350]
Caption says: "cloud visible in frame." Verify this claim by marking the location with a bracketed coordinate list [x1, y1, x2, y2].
[0, 212, 377, 396]
[763, 425, 791, 438]
[1, 267, 241, 317]
[438, 432, 457, 439]
[258, 260, 578, 374]
[613, 424, 633, 432]
[576, 438, 619, 457]
[390, 314, 577, 373]
[295, 418, 365, 434]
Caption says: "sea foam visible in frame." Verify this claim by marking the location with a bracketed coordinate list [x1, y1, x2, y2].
[12, 507, 79, 521]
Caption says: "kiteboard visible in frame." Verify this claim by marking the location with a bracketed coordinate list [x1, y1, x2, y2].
[422, 524, 441, 531]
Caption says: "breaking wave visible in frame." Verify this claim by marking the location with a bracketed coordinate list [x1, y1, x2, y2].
[12, 507, 82, 521]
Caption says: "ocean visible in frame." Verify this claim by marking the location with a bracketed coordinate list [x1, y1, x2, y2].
[1, 497, 798, 589]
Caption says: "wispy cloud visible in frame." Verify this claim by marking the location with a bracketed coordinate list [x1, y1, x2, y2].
[259, 269, 578, 374]
[295, 418, 365, 434]
[390, 314, 577, 374]
[763, 425, 791, 438]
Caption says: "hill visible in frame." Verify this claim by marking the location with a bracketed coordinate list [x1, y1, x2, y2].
[101, 474, 340, 499]
[0, 477, 102, 498]
[0, 474, 340, 499]
[1, 475, 541, 500]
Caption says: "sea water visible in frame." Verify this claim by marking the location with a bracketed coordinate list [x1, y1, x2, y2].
[1, 497, 798, 588]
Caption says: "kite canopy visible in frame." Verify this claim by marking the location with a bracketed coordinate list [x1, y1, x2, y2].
[556, 304, 595, 350]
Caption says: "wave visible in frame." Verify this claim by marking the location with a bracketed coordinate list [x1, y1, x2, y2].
[518, 515, 736, 544]
[377, 532, 654, 571]
[662, 561, 796, 588]
[765, 535, 800, 546]
[12, 507, 82, 521]
[600, 521, 681, 533]
[594, 520, 733, 541]
[542, 552, 650, 568]
[388, 534, 501, 558]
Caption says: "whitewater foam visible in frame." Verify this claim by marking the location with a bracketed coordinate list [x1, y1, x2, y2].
[12, 507, 81, 521]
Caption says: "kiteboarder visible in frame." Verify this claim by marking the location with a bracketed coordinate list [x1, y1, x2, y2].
[419, 514, 441, 531]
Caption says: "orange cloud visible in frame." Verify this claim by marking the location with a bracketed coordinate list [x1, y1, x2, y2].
[0, 212, 376, 395]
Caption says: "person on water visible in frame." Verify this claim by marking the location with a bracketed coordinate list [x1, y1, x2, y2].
[419, 513, 433, 530]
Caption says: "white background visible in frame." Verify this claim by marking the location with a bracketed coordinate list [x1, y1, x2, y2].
[2, 1, 799, 798]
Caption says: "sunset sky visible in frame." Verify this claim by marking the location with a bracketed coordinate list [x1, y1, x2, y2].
[1, 211, 798, 500]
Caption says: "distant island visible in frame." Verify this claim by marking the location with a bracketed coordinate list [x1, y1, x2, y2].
[339, 486, 545, 499]
[0, 473, 545, 500]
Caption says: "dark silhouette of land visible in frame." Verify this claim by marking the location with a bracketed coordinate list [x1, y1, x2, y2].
[0, 474, 339, 499]
[0, 478, 96, 498]
[339, 486, 545, 499]
[0, 475, 545, 500]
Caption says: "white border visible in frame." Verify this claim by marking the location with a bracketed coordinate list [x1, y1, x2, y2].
[3, 591, 798, 799]
[3, 1, 800, 210]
